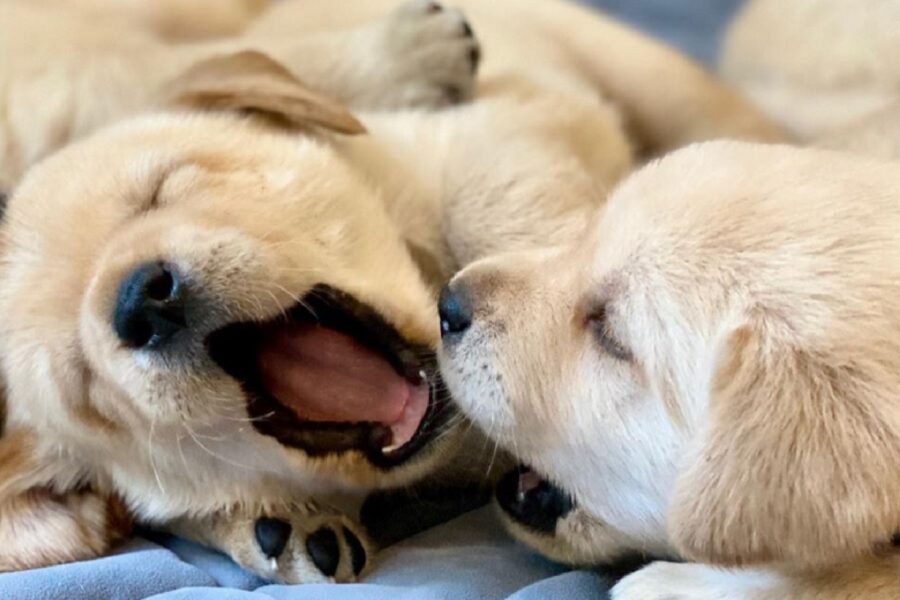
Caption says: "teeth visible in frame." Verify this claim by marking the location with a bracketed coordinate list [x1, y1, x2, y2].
[269, 558, 279, 572]
[418, 369, 427, 382]
[382, 443, 401, 454]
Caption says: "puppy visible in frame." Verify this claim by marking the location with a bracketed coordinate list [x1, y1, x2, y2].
[439, 141, 900, 598]
[0, 0, 781, 583]
[721, 0, 900, 159]
[0, 0, 481, 194]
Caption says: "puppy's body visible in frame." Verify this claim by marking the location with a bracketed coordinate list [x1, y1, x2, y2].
[0, 0, 781, 583]
[721, 0, 900, 157]
[0, 0, 481, 192]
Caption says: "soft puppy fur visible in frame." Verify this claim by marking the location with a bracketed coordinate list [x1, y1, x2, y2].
[0, 0, 781, 584]
[721, 0, 900, 158]
[441, 141, 900, 599]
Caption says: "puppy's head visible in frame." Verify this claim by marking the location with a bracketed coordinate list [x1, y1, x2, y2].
[0, 53, 456, 517]
[440, 141, 900, 570]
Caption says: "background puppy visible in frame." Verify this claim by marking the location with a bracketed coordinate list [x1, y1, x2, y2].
[0, 0, 781, 583]
[0, 0, 480, 194]
[440, 141, 900, 598]
[721, 0, 900, 159]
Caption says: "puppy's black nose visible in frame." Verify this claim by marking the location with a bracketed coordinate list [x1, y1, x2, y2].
[439, 285, 472, 336]
[113, 262, 187, 349]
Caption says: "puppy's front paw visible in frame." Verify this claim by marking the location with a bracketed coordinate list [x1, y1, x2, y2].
[612, 561, 770, 600]
[230, 504, 371, 584]
[372, 0, 481, 108]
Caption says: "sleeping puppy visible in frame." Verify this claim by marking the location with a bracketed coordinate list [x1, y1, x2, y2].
[0, 0, 782, 584]
[721, 0, 900, 159]
[0, 0, 480, 194]
[439, 141, 900, 598]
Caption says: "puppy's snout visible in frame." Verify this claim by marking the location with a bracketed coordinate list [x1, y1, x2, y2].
[113, 262, 187, 349]
[439, 284, 472, 337]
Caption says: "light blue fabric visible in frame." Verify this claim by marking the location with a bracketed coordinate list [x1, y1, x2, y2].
[0, 508, 610, 600]
[1, 2, 734, 597]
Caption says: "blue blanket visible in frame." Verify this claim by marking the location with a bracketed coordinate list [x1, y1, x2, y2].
[0, 2, 740, 598]
[0, 508, 610, 600]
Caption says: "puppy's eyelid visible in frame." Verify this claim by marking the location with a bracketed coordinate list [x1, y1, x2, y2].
[147, 175, 165, 210]
[586, 303, 631, 361]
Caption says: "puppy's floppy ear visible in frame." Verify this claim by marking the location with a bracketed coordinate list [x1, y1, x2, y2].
[0, 429, 132, 571]
[668, 325, 900, 570]
[165, 50, 366, 135]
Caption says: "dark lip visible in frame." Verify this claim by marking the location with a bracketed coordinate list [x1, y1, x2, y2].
[205, 284, 453, 469]
[495, 465, 576, 534]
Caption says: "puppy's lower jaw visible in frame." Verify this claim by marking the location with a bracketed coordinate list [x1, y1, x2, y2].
[496, 466, 574, 535]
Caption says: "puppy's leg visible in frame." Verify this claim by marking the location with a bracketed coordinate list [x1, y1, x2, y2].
[167, 502, 371, 584]
[0, 489, 131, 572]
[239, 0, 481, 109]
[611, 557, 900, 600]
[0, 429, 131, 571]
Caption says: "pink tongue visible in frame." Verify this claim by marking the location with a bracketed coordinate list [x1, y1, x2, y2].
[257, 323, 428, 448]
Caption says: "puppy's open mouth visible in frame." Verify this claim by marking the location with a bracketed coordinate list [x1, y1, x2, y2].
[206, 284, 449, 468]
[496, 465, 575, 534]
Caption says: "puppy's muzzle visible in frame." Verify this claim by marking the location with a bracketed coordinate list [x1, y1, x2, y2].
[113, 261, 187, 349]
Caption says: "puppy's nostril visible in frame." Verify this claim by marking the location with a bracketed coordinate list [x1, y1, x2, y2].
[145, 269, 175, 302]
[113, 261, 187, 349]
[439, 285, 472, 337]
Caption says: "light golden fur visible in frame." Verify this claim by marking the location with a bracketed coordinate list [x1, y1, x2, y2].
[0, 0, 781, 584]
[442, 141, 900, 599]
[438, 5, 900, 598]
[721, 0, 900, 158]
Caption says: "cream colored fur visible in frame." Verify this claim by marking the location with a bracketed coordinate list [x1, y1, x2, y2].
[0, 0, 782, 584]
[441, 141, 900, 599]
[721, 0, 900, 155]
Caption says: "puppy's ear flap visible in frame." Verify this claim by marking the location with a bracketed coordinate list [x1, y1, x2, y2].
[0, 429, 132, 571]
[668, 326, 900, 570]
[165, 50, 365, 135]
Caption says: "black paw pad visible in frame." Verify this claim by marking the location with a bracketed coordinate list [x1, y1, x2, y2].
[343, 527, 367, 576]
[461, 21, 473, 37]
[254, 517, 292, 559]
[306, 527, 340, 577]
[496, 466, 574, 534]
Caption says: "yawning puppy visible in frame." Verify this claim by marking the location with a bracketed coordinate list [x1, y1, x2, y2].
[0, 0, 782, 583]
[439, 141, 900, 598]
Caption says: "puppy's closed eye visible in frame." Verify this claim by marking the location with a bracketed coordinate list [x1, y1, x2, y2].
[586, 303, 631, 361]
[0, 191, 7, 221]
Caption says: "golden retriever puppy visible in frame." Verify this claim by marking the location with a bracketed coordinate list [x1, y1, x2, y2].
[439, 141, 900, 598]
[721, 0, 900, 154]
[0, 0, 482, 193]
[0, 0, 782, 583]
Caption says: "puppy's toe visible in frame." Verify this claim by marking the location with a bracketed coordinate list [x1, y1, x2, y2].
[254, 517, 292, 559]
[305, 526, 340, 577]
[378, 0, 481, 108]
[343, 526, 368, 577]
